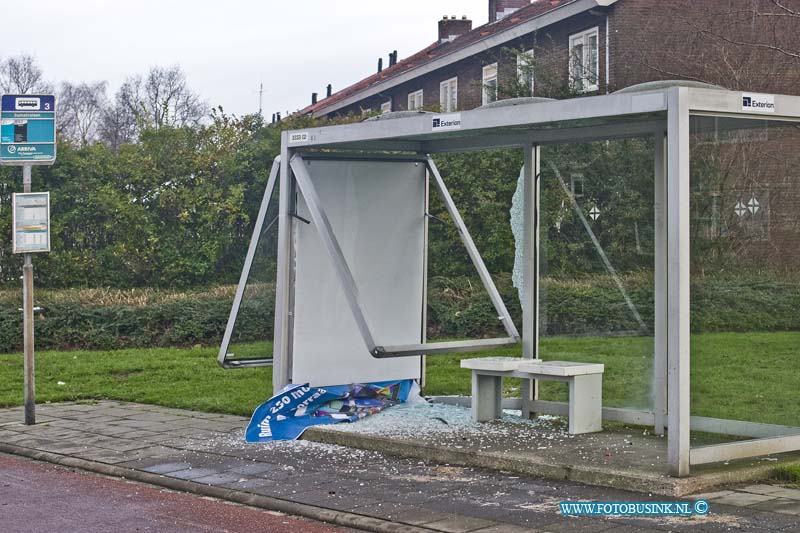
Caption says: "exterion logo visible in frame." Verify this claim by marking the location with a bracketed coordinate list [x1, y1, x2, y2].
[742, 93, 775, 113]
[432, 113, 462, 131]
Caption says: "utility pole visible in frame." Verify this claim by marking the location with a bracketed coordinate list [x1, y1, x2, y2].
[258, 82, 264, 116]
[22, 164, 34, 425]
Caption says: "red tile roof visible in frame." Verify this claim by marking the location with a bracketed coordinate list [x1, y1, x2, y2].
[298, 0, 569, 116]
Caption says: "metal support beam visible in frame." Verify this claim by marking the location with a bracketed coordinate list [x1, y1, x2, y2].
[667, 87, 691, 477]
[273, 135, 293, 393]
[653, 131, 668, 435]
[521, 144, 540, 419]
[218, 157, 280, 369]
[290, 155, 379, 354]
[422, 120, 665, 154]
[420, 164, 430, 388]
[691, 435, 800, 466]
[374, 338, 518, 358]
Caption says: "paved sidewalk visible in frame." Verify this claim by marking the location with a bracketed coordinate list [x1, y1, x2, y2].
[1, 401, 799, 532]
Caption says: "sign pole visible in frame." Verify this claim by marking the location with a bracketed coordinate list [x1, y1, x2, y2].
[2, 93, 56, 426]
[22, 164, 35, 425]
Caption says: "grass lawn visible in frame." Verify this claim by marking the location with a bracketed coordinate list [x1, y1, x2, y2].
[0, 332, 798, 427]
[0, 344, 273, 417]
[774, 464, 800, 487]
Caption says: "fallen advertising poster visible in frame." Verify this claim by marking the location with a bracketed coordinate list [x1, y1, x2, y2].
[245, 380, 415, 442]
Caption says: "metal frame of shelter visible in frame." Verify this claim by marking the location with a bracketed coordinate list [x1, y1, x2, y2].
[219, 86, 800, 477]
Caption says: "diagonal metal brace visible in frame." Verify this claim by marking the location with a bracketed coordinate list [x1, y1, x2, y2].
[218, 156, 281, 369]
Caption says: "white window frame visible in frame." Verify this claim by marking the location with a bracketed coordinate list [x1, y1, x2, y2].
[439, 77, 458, 113]
[380, 100, 392, 114]
[482, 63, 499, 105]
[407, 89, 424, 111]
[517, 49, 535, 95]
[569, 27, 599, 93]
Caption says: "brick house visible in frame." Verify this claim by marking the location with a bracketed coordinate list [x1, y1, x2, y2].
[299, 0, 800, 118]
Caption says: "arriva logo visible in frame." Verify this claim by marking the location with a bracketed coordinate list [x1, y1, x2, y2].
[742, 93, 775, 113]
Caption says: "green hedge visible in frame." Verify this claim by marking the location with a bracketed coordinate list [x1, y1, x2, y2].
[0, 275, 797, 353]
[0, 296, 273, 352]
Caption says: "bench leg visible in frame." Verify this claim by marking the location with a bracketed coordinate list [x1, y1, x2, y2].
[471, 372, 503, 422]
[521, 378, 539, 420]
[568, 374, 603, 434]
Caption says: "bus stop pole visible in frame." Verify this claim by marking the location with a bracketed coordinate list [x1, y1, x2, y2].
[22, 164, 35, 425]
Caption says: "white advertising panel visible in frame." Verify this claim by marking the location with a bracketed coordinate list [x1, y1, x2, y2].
[292, 159, 425, 387]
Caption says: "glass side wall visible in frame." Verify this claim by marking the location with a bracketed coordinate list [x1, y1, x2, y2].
[690, 116, 800, 437]
[538, 138, 655, 412]
[221, 180, 280, 363]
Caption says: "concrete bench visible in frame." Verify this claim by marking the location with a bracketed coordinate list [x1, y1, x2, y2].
[460, 357, 604, 434]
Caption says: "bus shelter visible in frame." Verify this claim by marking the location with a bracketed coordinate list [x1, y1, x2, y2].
[220, 84, 800, 477]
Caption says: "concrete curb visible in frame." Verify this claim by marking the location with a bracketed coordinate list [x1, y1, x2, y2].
[302, 428, 777, 497]
[0, 442, 432, 533]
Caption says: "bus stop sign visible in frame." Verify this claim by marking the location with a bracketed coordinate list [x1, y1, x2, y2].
[0, 95, 57, 165]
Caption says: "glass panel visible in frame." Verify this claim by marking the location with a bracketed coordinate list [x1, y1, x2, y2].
[690, 116, 800, 438]
[538, 138, 655, 412]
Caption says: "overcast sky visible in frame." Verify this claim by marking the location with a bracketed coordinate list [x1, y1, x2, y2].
[7, 1, 489, 117]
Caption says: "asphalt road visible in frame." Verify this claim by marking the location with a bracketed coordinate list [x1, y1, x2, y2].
[0, 453, 353, 532]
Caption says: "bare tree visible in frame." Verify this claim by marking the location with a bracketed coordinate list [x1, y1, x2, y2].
[0, 54, 52, 94]
[700, 0, 800, 60]
[614, 0, 800, 94]
[116, 65, 206, 131]
[98, 99, 138, 151]
[58, 81, 109, 146]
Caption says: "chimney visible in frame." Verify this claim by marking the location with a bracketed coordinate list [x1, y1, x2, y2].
[488, 0, 530, 22]
[438, 15, 472, 44]
[312, 92, 318, 105]
[388, 50, 398, 67]
[378, 57, 383, 72]
[326, 84, 332, 98]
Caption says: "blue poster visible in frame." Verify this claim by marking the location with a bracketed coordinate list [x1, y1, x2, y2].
[246, 380, 413, 442]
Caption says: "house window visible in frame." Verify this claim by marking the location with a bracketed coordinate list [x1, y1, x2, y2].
[517, 49, 535, 95]
[570, 174, 585, 198]
[482, 63, 498, 105]
[408, 90, 424, 111]
[380, 100, 392, 114]
[569, 27, 599, 93]
[439, 77, 458, 112]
